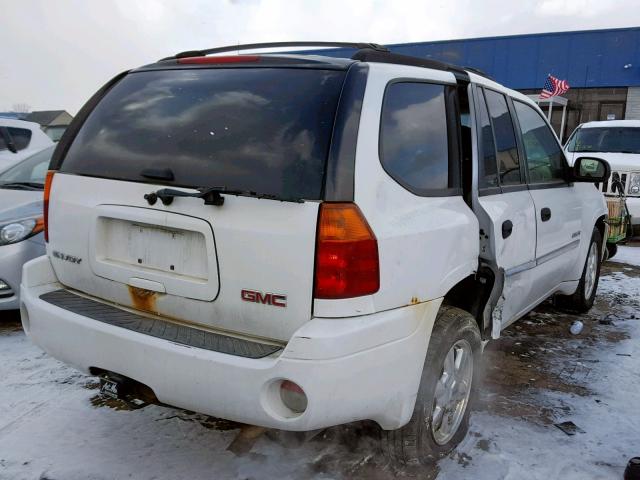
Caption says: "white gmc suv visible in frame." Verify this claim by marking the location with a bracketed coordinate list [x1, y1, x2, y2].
[20, 42, 610, 464]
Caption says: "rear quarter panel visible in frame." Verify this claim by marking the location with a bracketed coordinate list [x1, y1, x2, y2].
[314, 64, 479, 318]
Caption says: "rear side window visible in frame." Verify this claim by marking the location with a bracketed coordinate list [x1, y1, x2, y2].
[513, 101, 566, 184]
[484, 90, 522, 185]
[477, 90, 499, 188]
[60, 68, 347, 200]
[7, 127, 32, 151]
[379, 82, 451, 194]
[0, 130, 7, 151]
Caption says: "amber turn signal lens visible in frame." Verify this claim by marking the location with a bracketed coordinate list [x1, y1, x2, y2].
[314, 203, 379, 299]
[43, 170, 55, 243]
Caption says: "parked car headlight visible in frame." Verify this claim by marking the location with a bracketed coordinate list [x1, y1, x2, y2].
[630, 173, 640, 195]
[0, 217, 43, 245]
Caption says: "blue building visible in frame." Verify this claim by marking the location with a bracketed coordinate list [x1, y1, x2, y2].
[310, 27, 640, 140]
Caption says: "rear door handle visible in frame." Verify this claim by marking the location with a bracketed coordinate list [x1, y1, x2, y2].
[502, 220, 513, 239]
[541, 208, 552, 222]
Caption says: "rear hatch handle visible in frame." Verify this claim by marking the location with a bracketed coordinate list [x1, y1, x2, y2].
[144, 187, 305, 206]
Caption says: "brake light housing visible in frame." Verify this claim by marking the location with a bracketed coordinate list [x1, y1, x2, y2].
[314, 203, 379, 299]
[177, 55, 259, 64]
[43, 170, 55, 242]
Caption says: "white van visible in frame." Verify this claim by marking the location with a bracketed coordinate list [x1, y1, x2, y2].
[20, 43, 609, 464]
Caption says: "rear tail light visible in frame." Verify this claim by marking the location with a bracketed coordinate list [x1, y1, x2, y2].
[314, 203, 379, 299]
[43, 170, 55, 243]
[279, 380, 308, 414]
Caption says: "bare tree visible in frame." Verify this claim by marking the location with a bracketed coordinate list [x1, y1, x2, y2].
[11, 103, 31, 113]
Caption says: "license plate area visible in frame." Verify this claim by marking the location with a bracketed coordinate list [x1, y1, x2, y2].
[101, 219, 208, 280]
[89, 205, 220, 301]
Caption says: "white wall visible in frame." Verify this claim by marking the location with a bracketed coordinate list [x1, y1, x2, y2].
[626, 87, 640, 120]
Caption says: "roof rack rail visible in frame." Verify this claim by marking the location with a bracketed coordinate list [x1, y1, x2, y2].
[351, 49, 494, 81]
[161, 42, 389, 61]
[351, 49, 466, 75]
[462, 66, 494, 81]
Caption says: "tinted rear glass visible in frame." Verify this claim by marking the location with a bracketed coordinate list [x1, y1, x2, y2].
[60, 68, 347, 200]
[379, 82, 450, 194]
[567, 127, 640, 154]
[7, 127, 32, 151]
[484, 90, 521, 185]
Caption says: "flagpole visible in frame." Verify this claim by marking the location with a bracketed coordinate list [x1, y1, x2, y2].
[560, 103, 567, 141]
[547, 97, 553, 121]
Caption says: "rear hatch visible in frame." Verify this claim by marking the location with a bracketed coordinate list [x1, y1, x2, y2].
[47, 63, 348, 341]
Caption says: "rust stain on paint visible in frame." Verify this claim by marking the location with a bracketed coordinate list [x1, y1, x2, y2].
[410, 296, 419, 305]
[128, 285, 157, 313]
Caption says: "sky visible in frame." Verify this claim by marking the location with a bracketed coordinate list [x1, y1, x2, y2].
[1, 0, 640, 115]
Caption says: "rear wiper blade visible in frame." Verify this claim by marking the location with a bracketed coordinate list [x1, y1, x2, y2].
[144, 186, 304, 207]
[0, 181, 44, 190]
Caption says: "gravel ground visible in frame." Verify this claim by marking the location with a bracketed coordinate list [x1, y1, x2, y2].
[1, 246, 639, 480]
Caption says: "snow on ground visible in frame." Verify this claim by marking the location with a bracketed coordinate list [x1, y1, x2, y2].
[436, 262, 640, 479]
[609, 244, 640, 267]
[1, 248, 639, 480]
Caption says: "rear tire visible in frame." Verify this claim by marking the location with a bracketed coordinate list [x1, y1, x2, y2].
[384, 306, 481, 466]
[606, 242, 617, 260]
[556, 227, 602, 313]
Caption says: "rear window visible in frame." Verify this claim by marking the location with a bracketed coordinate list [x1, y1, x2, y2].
[60, 68, 347, 200]
[7, 127, 32, 151]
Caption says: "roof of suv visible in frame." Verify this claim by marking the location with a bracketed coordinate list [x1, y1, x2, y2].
[136, 44, 538, 121]
[139, 53, 356, 72]
[144, 42, 493, 81]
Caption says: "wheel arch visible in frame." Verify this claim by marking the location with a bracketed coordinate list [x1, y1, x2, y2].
[595, 214, 606, 238]
[595, 213, 607, 259]
[441, 264, 497, 339]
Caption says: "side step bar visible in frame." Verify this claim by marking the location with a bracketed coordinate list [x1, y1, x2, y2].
[40, 290, 282, 359]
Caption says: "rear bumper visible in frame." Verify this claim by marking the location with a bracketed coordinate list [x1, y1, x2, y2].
[21, 256, 440, 431]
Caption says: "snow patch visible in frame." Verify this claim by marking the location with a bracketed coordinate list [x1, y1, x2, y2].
[609, 245, 640, 267]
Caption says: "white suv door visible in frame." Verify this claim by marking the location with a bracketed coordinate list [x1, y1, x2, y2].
[473, 86, 537, 330]
[511, 100, 583, 299]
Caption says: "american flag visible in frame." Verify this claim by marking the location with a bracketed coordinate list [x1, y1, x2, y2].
[539, 74, 570, 99]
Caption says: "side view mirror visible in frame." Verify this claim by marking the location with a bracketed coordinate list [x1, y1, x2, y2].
[571, 157, 611, 183]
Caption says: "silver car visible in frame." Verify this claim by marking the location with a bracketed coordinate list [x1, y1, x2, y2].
[0, 145, 54, 310]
